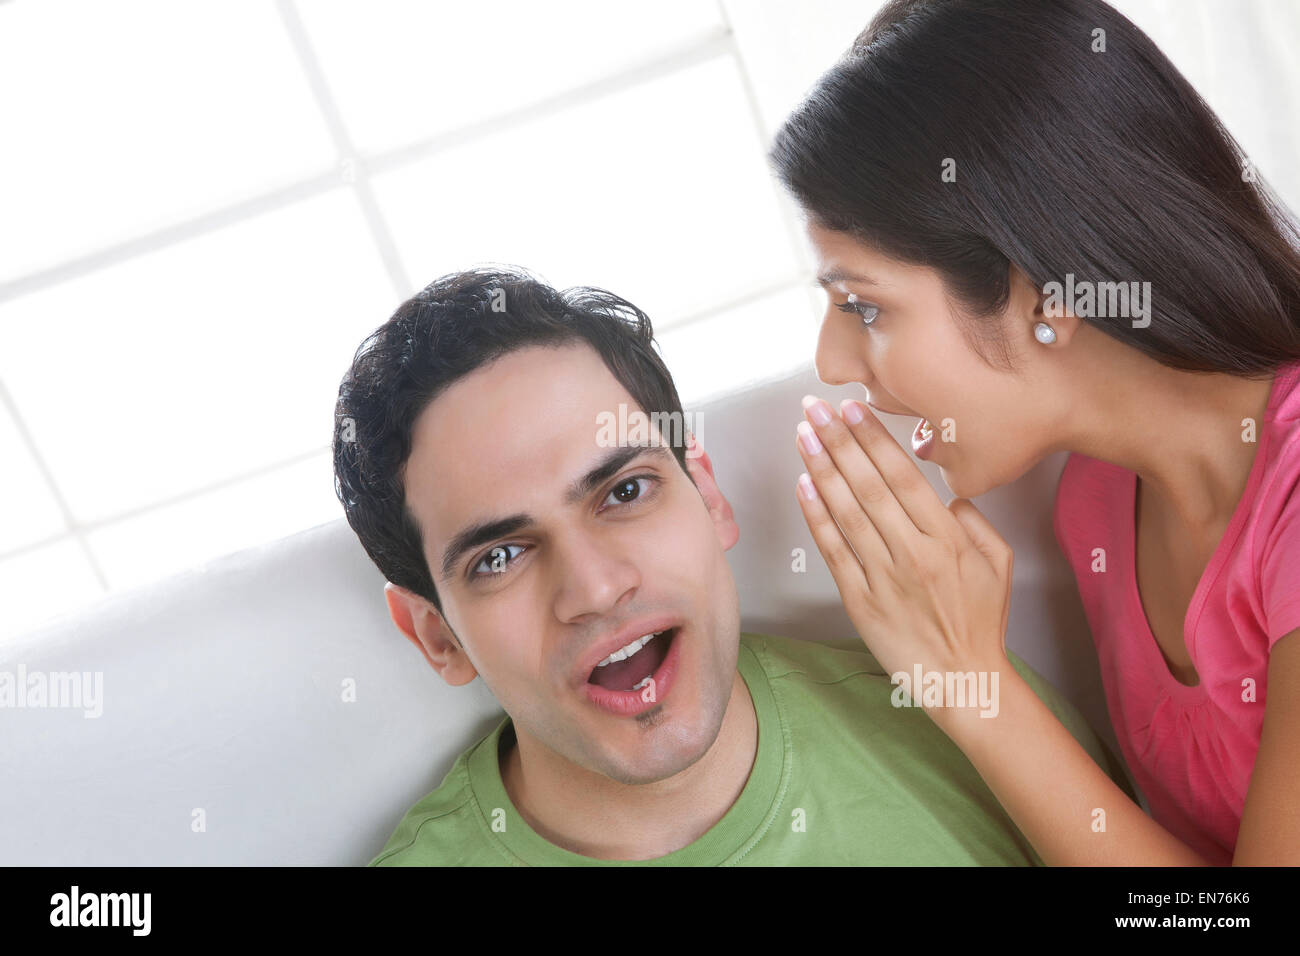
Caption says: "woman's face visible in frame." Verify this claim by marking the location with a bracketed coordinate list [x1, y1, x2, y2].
[805, 220, 1062, 500]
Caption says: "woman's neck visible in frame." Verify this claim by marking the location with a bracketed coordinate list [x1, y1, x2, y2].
[1063, 336, 1277, 533]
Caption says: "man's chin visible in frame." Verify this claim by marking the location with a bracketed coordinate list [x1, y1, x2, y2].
[586, 717, 722, 786]
[578, 676, 734, 786]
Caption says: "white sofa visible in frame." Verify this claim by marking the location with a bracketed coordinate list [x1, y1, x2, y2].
[0, 365, 1126, 865]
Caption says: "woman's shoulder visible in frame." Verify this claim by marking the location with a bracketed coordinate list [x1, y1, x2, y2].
[1057, 449, 1127, 492]
[1266, 357, 1300, 424]
[1247, 363, 1300, 648]
[1052, 451, 1130, 555]
[1256, 359, 1300, 509]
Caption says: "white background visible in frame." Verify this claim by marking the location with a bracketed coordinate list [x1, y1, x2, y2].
[2, 0, 1298, 643]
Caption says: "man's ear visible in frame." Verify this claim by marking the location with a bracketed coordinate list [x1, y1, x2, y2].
[685, 432, 739, 551]
[384, 582, 479, 686]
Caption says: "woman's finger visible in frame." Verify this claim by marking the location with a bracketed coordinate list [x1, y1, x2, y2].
[800, 396, 920, 562]
[795, 424, 893, 580]
[949, 497, 1014, 646]
[948, 497, 1012, 570]
[794, 471, 876, 617]
[835, 398, 959, 542]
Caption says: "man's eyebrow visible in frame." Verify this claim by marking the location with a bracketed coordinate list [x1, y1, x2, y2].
[563, 442, 672, 506]
[438, 442, 675, 580]
[816, 268, 884, 287]
[440, 514, 532, 580]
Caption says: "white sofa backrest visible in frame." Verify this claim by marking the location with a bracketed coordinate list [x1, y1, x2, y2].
[0, 366, 1112, 864]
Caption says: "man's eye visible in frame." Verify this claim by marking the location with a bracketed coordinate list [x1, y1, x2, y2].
[473, 543, 525, 576]
[604, 475, 654, 507]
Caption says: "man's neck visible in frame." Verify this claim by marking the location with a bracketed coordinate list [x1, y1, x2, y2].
[498, 669, 758, 860]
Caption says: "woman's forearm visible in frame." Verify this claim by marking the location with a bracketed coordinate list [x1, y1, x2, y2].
[933, 667, 1210, 866]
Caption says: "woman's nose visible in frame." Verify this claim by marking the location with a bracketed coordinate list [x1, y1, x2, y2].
[814, 312, 868, 388]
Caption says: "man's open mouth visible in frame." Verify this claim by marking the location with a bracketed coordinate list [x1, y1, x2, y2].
[586, 627, 678, 692]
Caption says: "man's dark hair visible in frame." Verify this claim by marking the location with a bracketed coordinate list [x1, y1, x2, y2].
[333, 265, 690, 614]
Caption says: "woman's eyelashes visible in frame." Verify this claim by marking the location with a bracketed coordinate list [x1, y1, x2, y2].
[468, 474, 662, 579]
[836, 294, 880, 327]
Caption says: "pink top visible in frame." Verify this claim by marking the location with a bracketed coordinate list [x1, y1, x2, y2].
[1053, 359, 1300, 864]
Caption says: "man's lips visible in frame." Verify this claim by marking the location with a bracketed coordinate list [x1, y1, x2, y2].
[583, 627, 683, 716]
[574, 614, 684, 685]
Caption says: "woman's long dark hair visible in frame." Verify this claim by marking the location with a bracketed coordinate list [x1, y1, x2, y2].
[769, 0, 1300, 375]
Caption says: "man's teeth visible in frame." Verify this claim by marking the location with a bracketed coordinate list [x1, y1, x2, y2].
[594, 630, 666, 668]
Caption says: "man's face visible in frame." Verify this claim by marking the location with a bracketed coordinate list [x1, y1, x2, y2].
[403, 342, 741, 785]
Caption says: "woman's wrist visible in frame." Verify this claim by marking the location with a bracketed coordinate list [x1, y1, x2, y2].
[922, 651, 1025, 743]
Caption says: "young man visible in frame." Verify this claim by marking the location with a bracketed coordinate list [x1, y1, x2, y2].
[333, 266, 1132, 865]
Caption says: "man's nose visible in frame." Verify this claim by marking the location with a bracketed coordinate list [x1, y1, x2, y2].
[550, 528, 641, 625]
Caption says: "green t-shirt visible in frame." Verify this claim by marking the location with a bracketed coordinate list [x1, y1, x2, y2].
[369, 632, 1134, 865]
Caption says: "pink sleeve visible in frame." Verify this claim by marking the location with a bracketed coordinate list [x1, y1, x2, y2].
[1260, 465, 1300, 649]
[1052, 455, 1074, 561]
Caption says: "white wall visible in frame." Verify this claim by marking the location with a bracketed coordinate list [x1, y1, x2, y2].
[1, 0, 1296, 644]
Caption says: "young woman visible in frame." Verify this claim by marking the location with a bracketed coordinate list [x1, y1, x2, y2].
[770, 0, 1300, 865]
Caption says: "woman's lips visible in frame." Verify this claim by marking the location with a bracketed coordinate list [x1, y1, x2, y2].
[911, 417, 936, 459]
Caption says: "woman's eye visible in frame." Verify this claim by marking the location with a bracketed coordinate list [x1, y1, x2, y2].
[473, 543, 525, 576]
[836, 295, 880, 326]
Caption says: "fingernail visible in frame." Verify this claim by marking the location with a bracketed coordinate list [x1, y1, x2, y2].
[797, 421, 823, 455]
[840, 400, 864, 424]
[801, 395, 832, 426]
[798, 473, 818, 501]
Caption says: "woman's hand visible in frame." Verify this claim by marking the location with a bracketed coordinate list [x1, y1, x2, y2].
[791, 395, 1223, 865]
[793, 395, 1014, 712]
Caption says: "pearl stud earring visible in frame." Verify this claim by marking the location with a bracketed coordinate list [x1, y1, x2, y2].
[1033, 322, 1057, 344]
